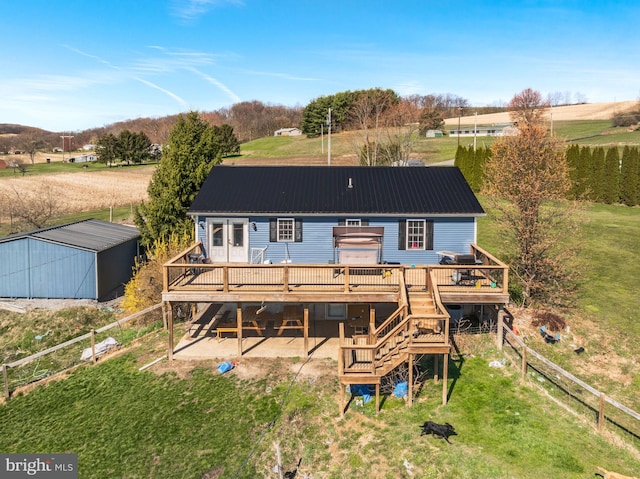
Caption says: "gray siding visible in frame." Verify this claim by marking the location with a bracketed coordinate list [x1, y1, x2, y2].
[96, 239, 138, 300]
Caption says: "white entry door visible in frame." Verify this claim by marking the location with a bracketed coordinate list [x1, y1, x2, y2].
[207, 218, 249, 263]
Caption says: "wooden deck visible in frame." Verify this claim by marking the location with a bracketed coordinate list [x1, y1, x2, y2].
[163, 243, 509, 305]
[163, 243, 510, 413]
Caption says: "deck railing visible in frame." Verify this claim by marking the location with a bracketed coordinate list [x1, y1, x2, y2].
[163, 243, 509, 298]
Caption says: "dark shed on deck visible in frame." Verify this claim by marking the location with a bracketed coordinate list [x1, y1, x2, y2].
[0, 219, 140, 300]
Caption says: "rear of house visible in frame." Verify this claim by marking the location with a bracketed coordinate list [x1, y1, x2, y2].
[188, 165, 484, 266]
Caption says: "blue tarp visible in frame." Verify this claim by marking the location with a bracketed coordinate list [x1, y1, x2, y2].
[216, 361, 235, 374]
[348, 384, 373, 404]
[393, 381, 408, 398]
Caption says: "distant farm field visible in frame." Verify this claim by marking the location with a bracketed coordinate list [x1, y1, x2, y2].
[0, 167, 153, 230]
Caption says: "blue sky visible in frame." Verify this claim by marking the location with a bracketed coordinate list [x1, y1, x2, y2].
[2, 0, 639, 132]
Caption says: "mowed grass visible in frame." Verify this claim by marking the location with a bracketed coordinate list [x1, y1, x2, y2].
[1, 343, 639, 478]
[0, 353, 279, 479]
[237, 119, 640, 165]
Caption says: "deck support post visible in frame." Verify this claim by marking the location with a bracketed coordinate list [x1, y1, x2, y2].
[442, 353, 449, 405]
[497, 306, 505, 350]
[408, 354, 414, 406]
[303, 305, 309, 357]
[167, 302, 174, 361]
[237, 304, 243, 358]
[375, 383, 380, 414]
[339, 382, 345, 418]
[369, 305, 375, 337]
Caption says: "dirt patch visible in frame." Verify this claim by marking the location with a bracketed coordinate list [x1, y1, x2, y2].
[509, 307, 635, 388]
[147, 356, 336, 384]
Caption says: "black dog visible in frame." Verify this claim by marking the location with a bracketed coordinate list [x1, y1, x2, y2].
[419, 421, 456, 444]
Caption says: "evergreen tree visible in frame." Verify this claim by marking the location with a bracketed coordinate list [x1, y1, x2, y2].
[602, 147, 620, 204]
[633, 147, 640, 206]
[575, 146, 591, 199]
[565, 144, 580, 198]
[135, 112, 223, 247]
[95, 133, 119, 167]
[454, 145, 471, 183]
[589, 147, 605, 202]
[213, 124, 240, 157]
[621, 146, 640, 206]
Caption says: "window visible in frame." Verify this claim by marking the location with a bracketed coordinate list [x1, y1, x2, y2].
[232, 222, 244, 246]
[346, 219, 361, 226]
[270, 218, 303, 242]
[398, 219, 434, 250]
[211, 223, 223, 247]
[407, 220, 425, 250]
[277, 218, 294, 241]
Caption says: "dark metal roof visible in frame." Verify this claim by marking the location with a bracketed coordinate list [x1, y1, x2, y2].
[189, 166, 484, 216]
[0, 219, 139, 252]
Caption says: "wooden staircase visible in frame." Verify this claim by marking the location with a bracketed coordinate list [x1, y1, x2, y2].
[338, 290, 449, 385]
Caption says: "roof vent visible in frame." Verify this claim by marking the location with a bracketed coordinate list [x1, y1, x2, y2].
[347, 177, 353, 189]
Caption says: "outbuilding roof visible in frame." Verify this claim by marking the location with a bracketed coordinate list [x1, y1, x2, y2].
[0, 219, 140, 252]
[189, 165, 484, 217]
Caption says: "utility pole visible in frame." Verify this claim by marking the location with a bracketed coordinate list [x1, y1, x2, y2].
[321, 123, 323, 154]
[473, 111, 477, 152]
[457, 107, 462, 147]
[327, 108, 332, 166]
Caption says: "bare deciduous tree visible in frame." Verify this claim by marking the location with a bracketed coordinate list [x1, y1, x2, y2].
[482, 121, 581, 307]
[508, 88, 550, 127]
[2, 182, 65, 230]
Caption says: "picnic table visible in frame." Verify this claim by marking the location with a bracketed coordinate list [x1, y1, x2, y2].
[276, 305, 304, 336]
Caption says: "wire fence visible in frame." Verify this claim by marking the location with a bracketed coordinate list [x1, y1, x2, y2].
[501, 325, 640, 449]
[2, 303, 163, 398]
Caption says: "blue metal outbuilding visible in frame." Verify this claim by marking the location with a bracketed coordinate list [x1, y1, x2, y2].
[0, 219, 140, 300]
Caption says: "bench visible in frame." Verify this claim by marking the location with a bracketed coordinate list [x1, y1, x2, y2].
[216, 326, 238, 341]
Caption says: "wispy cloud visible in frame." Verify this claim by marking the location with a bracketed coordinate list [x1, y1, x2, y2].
[133, 77, 188, 107]
[188, 68, 241, 103]
[170, 0, 244, 23]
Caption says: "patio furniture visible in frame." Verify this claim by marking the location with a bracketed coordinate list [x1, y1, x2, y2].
[276, 305, 304, 335]
[242, 306, 267, 335]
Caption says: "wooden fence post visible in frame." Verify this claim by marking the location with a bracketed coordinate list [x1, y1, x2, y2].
[598, 393, 606, 431]
[521, 346, 527, 382]
[2, 364, 9, 398]
[90, 329, 97, 364]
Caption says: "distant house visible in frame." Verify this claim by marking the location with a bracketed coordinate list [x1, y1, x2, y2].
[448, 122, 516, 138]
[0, 219, 140, 300]
[82, 144, 95, 151]
[425, 130, 444, 138]
[67, 154, 97, 163]
[274, 127, 302, 137]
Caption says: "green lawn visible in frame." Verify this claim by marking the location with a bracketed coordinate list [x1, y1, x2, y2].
[1, 343, 638, 478]
[237, 120, 640, 165]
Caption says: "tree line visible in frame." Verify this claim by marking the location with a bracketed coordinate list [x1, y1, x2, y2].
[456, 143, 640, 207]
[94, 124, 239, 166]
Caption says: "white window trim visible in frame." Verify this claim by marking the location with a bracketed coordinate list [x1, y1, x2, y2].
[277, 218, 294, 242]
[406, 219, 426, 250]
